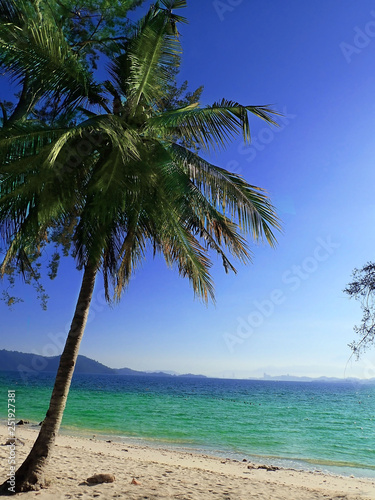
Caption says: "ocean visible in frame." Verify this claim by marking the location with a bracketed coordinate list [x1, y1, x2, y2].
[1, 371, 374, 478]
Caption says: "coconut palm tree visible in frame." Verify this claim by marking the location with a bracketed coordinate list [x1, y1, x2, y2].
[0, 0, 281, 493]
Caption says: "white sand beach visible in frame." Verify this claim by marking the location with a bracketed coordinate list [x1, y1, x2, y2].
[1, 424, 375, 499]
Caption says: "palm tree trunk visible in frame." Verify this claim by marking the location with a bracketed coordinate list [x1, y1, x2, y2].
[0, 263, 98, 494]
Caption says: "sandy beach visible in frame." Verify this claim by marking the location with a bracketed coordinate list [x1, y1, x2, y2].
[0, 424, 374, 499]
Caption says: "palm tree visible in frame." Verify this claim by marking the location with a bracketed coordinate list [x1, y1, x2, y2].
[0, 0, 281, 493]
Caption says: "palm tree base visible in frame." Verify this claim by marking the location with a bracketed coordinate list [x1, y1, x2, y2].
[0, 477, 49, 495]
[0, 435, 53, 495]
[0, 463, 50, 495]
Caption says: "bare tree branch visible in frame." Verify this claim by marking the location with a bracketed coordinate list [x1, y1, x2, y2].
[344, 262, 375, 357]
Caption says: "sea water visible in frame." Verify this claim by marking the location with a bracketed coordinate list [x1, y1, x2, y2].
[1, 371, 374, 478]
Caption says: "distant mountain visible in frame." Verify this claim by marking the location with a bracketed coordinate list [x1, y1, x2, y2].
[3, 350, 372, 383]
[0, 350, 206, 378]
[258, 373, 375, 384]
[0, 349, 114, 375]
[114, 367, 173, 377]
[178, 373, 206, 378]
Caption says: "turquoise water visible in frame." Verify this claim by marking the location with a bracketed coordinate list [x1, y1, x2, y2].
[1, 371, 374, 478]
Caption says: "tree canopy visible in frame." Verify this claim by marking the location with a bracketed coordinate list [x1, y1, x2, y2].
[0, 0, 281, 306]
[0, 0, 206, 306]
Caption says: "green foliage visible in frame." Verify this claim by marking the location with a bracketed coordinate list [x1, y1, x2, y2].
[0, 247, 49, 309]
[0, 0, 109, 128]
[54, 0, 145, 64]
[2, 0, 146, 67]
[0, 0, 147, 127]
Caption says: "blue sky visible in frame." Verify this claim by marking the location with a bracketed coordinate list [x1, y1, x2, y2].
[2, 0, 375, 378]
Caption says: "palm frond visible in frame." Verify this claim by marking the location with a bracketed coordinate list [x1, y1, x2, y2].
[170, 144, 281, 247]
[0, 9, 106, 112]
[109, 3, 182, 115]
[153, 155, 253, 264]
[0, 0, 26, 25]
[148, 100, 281, 151]
[158, 207, 215, 302]
[44, 115, 141, 170]
[114, 207, 145, 299]
[0, 124, 68, 165]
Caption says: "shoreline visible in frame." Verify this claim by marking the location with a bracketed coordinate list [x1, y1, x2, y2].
[3, 418, 375, 481]
[1, 424, 375, 499]
[55, 423, 375, 480]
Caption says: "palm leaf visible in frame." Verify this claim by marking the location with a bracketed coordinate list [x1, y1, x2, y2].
[148, 100, 281, 151]
[0, 5, 106, 112]
[109, 3, 183, 116]
[170, 144, 280, 246]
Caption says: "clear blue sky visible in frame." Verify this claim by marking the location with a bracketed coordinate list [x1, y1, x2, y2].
[2, 0, 375, 379]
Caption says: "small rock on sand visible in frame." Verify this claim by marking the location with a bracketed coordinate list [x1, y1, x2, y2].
[86, 473, 115, 484]
[3, 438, 25, 446]
[248, 464, 280, 471]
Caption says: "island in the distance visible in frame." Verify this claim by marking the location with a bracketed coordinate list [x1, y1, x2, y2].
[0, 349, 207, 378]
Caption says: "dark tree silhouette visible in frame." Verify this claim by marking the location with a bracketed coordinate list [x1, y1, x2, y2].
[344, 262, 375, 357]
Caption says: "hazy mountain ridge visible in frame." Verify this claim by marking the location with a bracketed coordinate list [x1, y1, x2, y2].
[254, 373, 375, 384]
[1, 350, 374, 382]
[0, 350, 206, 378]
